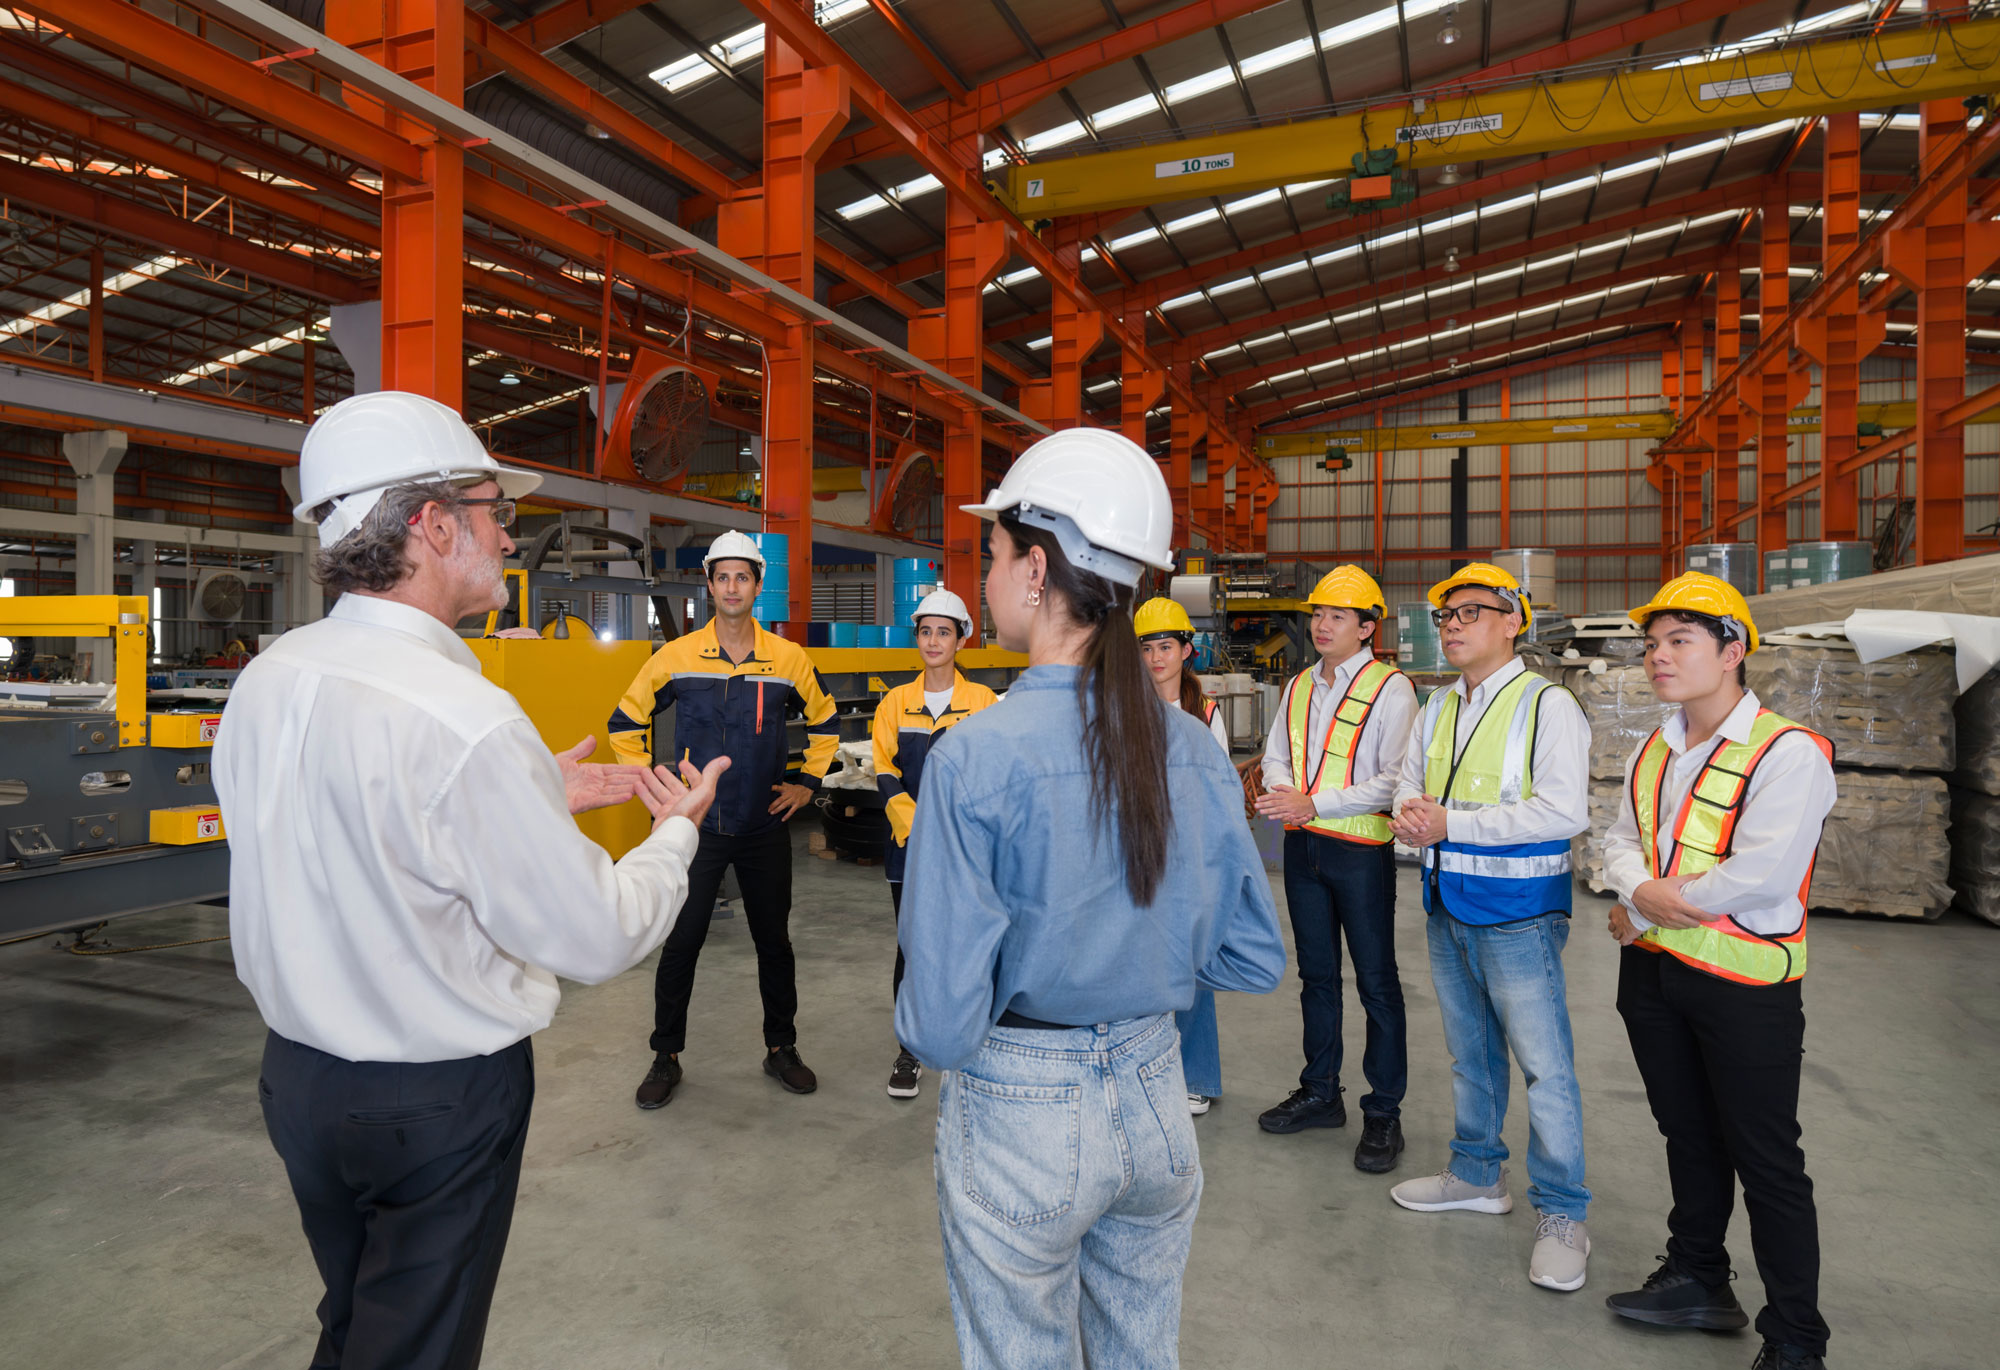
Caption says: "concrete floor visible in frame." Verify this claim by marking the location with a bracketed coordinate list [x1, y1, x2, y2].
[1, 822, 1994, 1370]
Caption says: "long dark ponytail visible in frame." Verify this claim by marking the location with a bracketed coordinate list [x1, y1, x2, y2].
[1000, 512, 1172, 906]
[1176, 660, 1209, 721]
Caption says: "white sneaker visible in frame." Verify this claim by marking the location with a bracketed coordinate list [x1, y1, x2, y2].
[1390, 1165, 1514, 1214]
[1187, 1094, 1212, 1116]
[1529, 1213, 1590, 1291]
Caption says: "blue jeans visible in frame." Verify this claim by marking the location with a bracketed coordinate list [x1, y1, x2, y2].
[1280, 831, 1407, 1116]
[1174, 989, 1220, 1098]
[1425, 912, 1591, 1220]
[935, 1015, 1202, 1370]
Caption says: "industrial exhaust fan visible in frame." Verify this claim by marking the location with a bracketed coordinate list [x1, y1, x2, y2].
[604, 349, 721, 487]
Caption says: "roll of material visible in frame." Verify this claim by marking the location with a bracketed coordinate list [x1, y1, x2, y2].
[1763, 548, 1795, 593]
[1787, 541, 1873, 587]
[1169, 574, 1222, 622]
[1396, 600, 1448, 673]
[1682, 542, 1759, 598]
[1491, 547, 1559, 608]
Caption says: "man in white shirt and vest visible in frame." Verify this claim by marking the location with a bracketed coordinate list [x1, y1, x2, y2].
[215, 392, 727, 1370]
[1600, 574, 1836, 1370]
[1387, 562, 1593, 1293]
[1252, 565, 1416, 1173]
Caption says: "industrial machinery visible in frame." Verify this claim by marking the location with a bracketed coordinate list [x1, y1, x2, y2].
[0, 595, 228, 941]
[602, 349, 722, 489]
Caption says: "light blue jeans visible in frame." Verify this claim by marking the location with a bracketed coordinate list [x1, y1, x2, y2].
[1174, 989, 1221, 1098]
[935, 1014, 1202, 1370]
[1425, 912, 1591, 1220]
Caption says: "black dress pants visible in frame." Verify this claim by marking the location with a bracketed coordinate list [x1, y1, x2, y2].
[651, 823, 797, 1055]
[1616, 947, 1829, 1356]
[258, 1031, 534, 1370]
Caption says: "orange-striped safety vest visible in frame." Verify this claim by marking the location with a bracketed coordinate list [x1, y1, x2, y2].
[1285, 657, 1403, 844]
[1632, 709, 1834, 985]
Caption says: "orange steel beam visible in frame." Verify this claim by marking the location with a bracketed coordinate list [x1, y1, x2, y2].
[1913, 71, 1968, 565]
[1247, 309, 1682, 427]
[1749, 189, 1795, 557]
[464, 0, 655, 84]
[861, 0, 968, 101]
[735, 0, 1258, 482]
[18, 0, 425, 181]
[328, 0, 466, 406]
[1815, 110, 1863, 541]
[1218, 248, 1722, 399]
[1169, 398, 1204, 547]
[1120, 350, 1165, 447]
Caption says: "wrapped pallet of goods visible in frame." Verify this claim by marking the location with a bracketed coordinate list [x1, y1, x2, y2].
[1746, 640, 1956, 773]
[1947, 787, 2000, 925]
[1573, 662, 1678, 781]
[1812, 771, 1955, 920]
[1951, 666, 2000, 795]
[1571, 781, 1623, 897]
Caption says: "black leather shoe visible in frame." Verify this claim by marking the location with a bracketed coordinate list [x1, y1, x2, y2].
[764, 1045, 818, 1094]
[1751, 1342, 1825, 1370]
[635, 1054, 681, 1110]
[1257, 1086, 1346, 1134]
[1606, 1258, 1749, 1330]
[1353, 1114, 1405, 1172]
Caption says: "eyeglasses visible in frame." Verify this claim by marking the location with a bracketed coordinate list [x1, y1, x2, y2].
[409, 497, 516, 530]
[1430, 602, 1512, 627]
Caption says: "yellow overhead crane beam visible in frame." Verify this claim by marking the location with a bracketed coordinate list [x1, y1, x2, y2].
[994, 16, 2000, 219]
[1258, 399, 2000, 466]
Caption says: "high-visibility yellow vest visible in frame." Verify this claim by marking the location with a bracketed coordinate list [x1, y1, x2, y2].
[1632, 709, 1833, 985]
[1285, 657, 1402, 844]
[1418, 668, 1574, 924]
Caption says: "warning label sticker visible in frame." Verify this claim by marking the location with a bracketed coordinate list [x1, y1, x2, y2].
[1698, 73, 1793, 101]
[1396, 113, 1503, 143]
[1155, 152, 1236, 179]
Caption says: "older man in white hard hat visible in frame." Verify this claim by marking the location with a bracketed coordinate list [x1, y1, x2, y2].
[868, 586, 998, 1100]
[214, 390, 727, 1370]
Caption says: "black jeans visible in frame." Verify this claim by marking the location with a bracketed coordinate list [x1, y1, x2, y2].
[1279, 830, 1407, 1116]
[651, 823, 797, 1055]
[1616, 947, 1828, 1356]
[257, 1031, 534, 1370]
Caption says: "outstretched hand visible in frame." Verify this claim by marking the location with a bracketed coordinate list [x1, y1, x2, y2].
[556, 735, 657, 815]
[768, 781, 813, 820]
[635, 755, 732, 831]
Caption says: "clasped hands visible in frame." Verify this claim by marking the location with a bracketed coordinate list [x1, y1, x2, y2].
[556, 736, 731, 830]
[1608, 873, 1717, 944]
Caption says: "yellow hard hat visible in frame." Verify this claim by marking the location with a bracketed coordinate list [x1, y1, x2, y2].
[1306, 565, 1387, 617]
[1134, 596, 1194, 639]
[1629, 572, 1760, 654]
[1427, 562, 1533, 635]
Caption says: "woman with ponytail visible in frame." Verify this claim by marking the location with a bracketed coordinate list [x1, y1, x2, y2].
[1136, 595, 1230, 1116]
[894, 429, 1285, 1370]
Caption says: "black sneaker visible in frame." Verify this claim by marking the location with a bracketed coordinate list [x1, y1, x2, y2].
[634, 1054, 681, 1110]
[764, 1045, 818, 1094]
[1606, 1257, 1749, 1330]
[887, 1049, 922, 1099]
[1353, 1114, 1405, 1172]
[1751, 1343, 1825, 1370]
[1257, 1086, 1347, 1134]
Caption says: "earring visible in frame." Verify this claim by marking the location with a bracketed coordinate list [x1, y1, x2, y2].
[1027, 585, 1043, 608]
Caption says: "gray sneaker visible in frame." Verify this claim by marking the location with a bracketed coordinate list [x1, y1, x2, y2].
[1529, 1213, 1591, 1291]
[1390, 1164, 1514, 1214]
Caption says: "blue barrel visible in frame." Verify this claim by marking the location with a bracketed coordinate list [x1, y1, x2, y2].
[746, 532, 789, 596]
[858, 625, 889, 648]
[828, 621, 858, 647]
[752, 591, 791, 623]
[887, 625, 914, 648]
[805, 622, 830, 647]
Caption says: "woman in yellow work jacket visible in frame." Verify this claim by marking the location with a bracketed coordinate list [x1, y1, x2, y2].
[1136, 595, 1232, 1115]
[870, 587, 997, 1101]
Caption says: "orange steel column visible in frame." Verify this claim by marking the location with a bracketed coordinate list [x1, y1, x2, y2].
[1752, 194, 1793, 560]
[912, 192, 1009, 615]
[751, 16, 848, 621]
[1714, 264, 1742, 551]
[1167, 397, 1202, 549]
[1914, 87, 1968, 564]
[1047, 226, 1105, 428]
[327, 0, 464, 407]
[1497, 375, 1513, 551]
[1817, 111, 1864, 542]
[1673, 306, 1706, 571]
[1119, 348, 1165, 447]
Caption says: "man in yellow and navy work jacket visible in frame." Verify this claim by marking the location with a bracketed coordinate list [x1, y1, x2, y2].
[1250, 565, 1417, 1174]
[609, 529, 839, 1108]
[1600, 574, 1836, 1370]
[870, 587, 997, 1101]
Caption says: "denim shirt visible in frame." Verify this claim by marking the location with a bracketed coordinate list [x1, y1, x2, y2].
[894, 664, 1286, 1071]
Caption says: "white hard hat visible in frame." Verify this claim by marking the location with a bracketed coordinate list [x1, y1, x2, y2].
[292, 391, 542, 549]
[702, 528, 767, 573]
[962, 427, 1173, 586]
[910, 588, 974, 639]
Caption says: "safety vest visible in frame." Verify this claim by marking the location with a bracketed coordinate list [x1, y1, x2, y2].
[1631, 709, 1832, 985]
[1285, 658, 1403, 844]
[1419, 669, 1574, 925]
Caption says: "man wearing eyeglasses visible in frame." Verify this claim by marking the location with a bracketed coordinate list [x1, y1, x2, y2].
[1386, 562, 1594, 1295]
[217, 391, 727, 1370]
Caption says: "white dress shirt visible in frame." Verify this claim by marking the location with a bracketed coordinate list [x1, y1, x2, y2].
[1206, 704, 1230, 755]
[1603, 690, 1837, 936]
[1261, 646, 1418, 820]
[214, 594, 699, 1064]
[1393, 656, 1590, 845]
